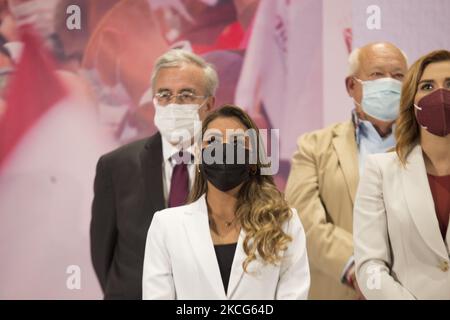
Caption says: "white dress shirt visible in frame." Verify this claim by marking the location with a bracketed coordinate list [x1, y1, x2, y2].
[353, 110, 396, 176]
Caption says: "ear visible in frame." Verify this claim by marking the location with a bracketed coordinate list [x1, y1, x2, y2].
[345, 76, 355, 97]
[206, 96, 215, 111]
[198, 96, 214, 121]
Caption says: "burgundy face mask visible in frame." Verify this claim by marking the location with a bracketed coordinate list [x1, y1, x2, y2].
[414, 88, 450, 137]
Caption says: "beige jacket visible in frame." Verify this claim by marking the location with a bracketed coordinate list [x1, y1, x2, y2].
[354, 145, 450, 300]
[285, 120, 359, 299]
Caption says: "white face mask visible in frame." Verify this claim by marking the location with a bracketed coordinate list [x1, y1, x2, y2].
[354, 77, 402, 122]
[153, 99, 204, 145]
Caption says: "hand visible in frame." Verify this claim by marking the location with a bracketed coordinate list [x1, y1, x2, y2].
[347, 269, 366, 300]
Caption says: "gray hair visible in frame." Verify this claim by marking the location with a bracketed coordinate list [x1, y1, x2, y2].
[151, 49, 219, 97]
[348, 46, 409, 76]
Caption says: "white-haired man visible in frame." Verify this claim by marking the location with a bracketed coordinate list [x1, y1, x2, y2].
[90, 49, 218, 299]
[285, 42, 408, 299]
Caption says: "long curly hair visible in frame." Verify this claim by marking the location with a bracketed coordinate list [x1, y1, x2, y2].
[395, 50, 450, 165]
[188, 105, 292, 272]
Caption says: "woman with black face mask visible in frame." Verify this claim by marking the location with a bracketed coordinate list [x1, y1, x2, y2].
[353, 50, 450, 300]
[142, 105, 310, 300]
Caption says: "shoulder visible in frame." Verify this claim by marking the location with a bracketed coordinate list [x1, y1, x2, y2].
[359, 152, 404, 189]
[296, 120, 354, 151]
[365, 151, 401, 172]
[283, 208, 305, 236]
[151, 198, 202, 227]
[151, 205, 186, 226]
[100, 133, 161, 165]
[281, 208, 308, 258]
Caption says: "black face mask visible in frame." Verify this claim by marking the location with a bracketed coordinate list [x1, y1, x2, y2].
[200, 142, 251, 192]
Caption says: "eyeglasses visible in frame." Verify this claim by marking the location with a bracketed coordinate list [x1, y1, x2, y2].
[154, 91, 207, 105]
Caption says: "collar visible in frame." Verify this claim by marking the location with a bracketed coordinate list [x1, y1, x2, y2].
[161, 135, 195, 164]
[352, 109, 396, 145]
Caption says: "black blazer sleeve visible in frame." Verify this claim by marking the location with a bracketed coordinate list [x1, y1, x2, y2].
[90, 155, 117, 292]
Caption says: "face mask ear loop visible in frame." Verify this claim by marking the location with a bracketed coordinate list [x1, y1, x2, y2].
[414, 104, 428, 129]
[353, 77, 363, 84]
[353, 98, 362, 108]
[352, 77, 363, 109]
[153, 97, 159, 108]
[198, 96, 210, 110]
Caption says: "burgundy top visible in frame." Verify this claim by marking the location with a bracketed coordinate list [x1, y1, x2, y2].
[427, 174, 450, 239]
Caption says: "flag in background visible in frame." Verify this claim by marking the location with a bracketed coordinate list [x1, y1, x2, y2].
[235, 0, 323, 162]
[0, 26, 67, 169]
[0, 25, 114, 299]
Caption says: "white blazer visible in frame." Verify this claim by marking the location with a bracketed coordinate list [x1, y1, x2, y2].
[142, 194, 310, 300]
[354, 145, 450, 300]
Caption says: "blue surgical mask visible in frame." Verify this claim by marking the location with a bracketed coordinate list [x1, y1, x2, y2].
[353, 77, 402, 121]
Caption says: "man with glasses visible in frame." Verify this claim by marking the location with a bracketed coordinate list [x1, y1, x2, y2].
[90, 49, 218, 299]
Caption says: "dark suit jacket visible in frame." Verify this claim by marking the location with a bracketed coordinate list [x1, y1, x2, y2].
[90, 132, 165, 299]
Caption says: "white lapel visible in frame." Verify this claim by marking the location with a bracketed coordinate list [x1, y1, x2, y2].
[182, 194, 250, 299]
[446, 223, 450, 252]
[226, 229, 246, 298]
[401, 145, 449, 260]
[182, 195, 226, 299]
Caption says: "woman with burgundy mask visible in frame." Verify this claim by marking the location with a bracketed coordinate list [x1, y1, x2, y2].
[353, 50, 450, 299]
[142, 105, 310, 300]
